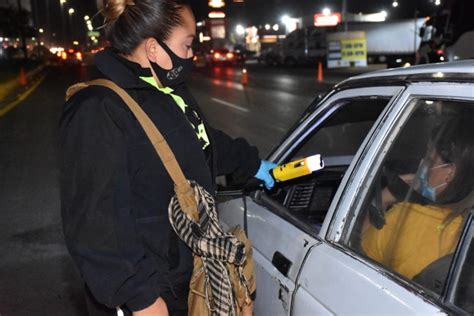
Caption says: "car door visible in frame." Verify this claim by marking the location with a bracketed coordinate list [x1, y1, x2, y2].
[219, 86, 404, 315]
[292, 82, 474, 315]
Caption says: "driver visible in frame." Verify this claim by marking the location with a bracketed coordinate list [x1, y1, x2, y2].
[361, 120, 474, 280]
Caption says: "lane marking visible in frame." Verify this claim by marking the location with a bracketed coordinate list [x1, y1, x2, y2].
[0, 75, 46, 118]
[211, 97, 249, 113]
[210, 78, 244, 91]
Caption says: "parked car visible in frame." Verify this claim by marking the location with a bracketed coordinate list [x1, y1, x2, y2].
[218, 61, 474, 315]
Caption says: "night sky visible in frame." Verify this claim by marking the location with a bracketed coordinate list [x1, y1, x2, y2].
[30, 0, 443, 45]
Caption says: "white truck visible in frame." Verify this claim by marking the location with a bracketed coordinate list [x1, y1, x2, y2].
[348, 19, 426, 67]
[263, 19, 426, 68]
[261, 27, 327, 66]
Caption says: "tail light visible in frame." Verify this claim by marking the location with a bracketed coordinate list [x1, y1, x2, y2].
[226, 52, 234, 59]
[76, 52, 83, 61]
[213, 52, 221, 59]
[61, 51, 67, 60]
[436, 49, 444, 55]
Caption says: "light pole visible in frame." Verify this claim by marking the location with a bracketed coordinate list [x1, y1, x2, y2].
[16, 0, 28, 58]
[59, 0, 67, 46]
[68, 7, 75, 45]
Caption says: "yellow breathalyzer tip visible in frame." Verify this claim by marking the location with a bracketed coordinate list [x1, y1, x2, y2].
[272, 154, 324, 182]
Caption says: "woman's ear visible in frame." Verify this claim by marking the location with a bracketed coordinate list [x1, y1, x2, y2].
[144, 38, 158, 62]
[446, 164, 456, 183]
[144, 37, 172, 69]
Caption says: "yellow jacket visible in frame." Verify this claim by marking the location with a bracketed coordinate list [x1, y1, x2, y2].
[362, 202, 463, 279]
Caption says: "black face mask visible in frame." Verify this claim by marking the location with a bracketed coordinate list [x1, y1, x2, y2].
[149, 39, 193, 88]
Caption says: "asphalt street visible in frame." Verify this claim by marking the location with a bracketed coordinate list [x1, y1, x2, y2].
[0, 62, 374, 315]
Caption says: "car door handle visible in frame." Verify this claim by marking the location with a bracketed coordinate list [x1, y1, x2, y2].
[272, 251, 292, 277]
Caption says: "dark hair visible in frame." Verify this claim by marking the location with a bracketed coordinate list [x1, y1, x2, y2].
[97, 0, 190, 54]
[434, 115, 474, 204]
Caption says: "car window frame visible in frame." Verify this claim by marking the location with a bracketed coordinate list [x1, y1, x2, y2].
[324, 82, 474, 311]
[445, 212, 474, 315]
[269, 86, 405, 164]
[258, 86, 406, 239]
[329, 82, 474, 243]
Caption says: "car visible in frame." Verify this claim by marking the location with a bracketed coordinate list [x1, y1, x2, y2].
[60, 48, 83, 66]
[206, 48, 245, 66]
[218, 60, 474, 315]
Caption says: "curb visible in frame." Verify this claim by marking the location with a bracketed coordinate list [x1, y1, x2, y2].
[0, 75, 46, 117]
[0, 64, 47, 117]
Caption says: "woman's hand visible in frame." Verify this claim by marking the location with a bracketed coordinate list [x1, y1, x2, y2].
[132, 297, 169, 316]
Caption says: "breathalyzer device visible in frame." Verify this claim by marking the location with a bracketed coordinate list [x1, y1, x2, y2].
[272, 154, 325, 182]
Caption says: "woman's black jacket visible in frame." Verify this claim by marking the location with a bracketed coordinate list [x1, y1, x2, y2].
[59, 48, 260, 313]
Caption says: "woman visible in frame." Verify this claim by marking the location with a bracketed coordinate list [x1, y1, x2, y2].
[60, 1, 275, 315]
[362, 121, 474, 282]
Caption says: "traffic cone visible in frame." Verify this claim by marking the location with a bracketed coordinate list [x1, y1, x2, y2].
[317, 62, 324, 83]
[241, 68, 249, 86]
[18, 67, 28, 86]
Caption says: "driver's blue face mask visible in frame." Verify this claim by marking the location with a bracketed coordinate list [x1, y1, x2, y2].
[418, 163, 450, 202]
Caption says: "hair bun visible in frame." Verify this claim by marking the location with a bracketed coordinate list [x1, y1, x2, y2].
[98, 0, 135, 21]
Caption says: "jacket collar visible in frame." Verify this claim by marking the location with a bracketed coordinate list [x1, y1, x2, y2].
[94, 47, 154, 90]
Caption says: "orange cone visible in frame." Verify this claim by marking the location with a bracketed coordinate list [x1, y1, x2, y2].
[18, 67, 28, 86]
[241, 68, 249, 86]
[317, 62, 324, 83]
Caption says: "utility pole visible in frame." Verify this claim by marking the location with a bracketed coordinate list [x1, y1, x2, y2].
[16, 0, 28, 59]
[342, 0, 348, 32]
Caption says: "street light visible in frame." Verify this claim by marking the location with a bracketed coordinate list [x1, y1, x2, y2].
[60, 0, 66, 6]
[68, 8, 75, 15]
[39, 28, 44, 33]
[264, 24, 271, 30]
[84, 15, 90, 21]
[235, 24, 245, 36]
[281, 15, 290, 24]
[392, 1, 399, 7]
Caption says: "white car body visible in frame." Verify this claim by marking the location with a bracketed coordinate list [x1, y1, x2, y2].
[218, 60, 474, 315]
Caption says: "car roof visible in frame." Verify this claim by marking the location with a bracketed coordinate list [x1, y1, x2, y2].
[335, 59, 474, 90]
[337, 60, 474, 89]
[352, 60, 474, 80]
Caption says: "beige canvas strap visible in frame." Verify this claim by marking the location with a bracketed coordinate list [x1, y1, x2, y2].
[66, 79, 199, 220]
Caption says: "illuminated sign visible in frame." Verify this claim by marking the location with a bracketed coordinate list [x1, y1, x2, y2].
[314, 12, 342, 27]
[208, 0, 225, 8]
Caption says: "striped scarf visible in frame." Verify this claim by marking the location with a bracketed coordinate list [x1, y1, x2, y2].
[168, 181, 246, 315]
